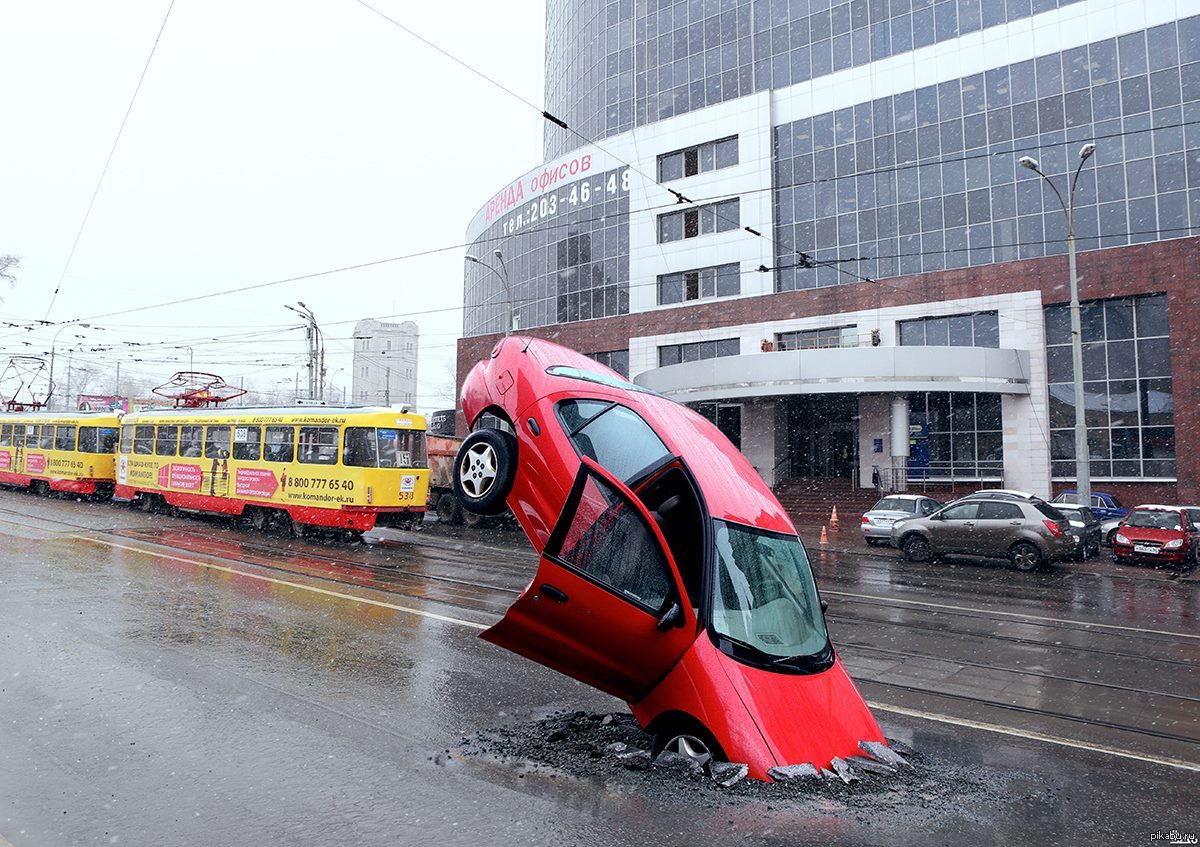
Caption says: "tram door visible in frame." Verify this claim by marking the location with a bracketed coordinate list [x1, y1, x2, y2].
[13, 425, 25, 474]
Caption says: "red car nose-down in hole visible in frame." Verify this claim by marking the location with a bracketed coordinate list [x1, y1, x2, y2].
[454, 337, 886, 781]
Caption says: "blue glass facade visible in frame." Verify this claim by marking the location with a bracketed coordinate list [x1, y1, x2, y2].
[544, 0, 1086, 159]
[772, 17, 1200, 290]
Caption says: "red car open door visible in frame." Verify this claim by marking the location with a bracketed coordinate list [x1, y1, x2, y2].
[481, 456, 698, 703]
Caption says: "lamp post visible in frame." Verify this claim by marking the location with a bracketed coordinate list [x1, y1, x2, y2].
[1020, 142, 1097, 504]
[48, 321, 90, 410]
[465, 251, 514, 336]
[285, 302, 325, 400]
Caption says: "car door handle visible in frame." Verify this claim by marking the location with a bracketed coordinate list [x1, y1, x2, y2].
[1009, 520, 1023, 525]
[540, 583, 568, 603]
[963, 521, 975, 527]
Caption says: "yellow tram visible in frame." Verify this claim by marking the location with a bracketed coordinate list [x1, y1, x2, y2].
[114, 405, 430, 536]
[0, 411, 121, 497]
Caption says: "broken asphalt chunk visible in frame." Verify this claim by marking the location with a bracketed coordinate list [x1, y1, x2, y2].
[615, 749, 651, 770]
[767, 763, 821, 782]
[708, 762, 749, 787]
[846, 755, 897, 775]
[886, 737, 916, 756]
[829, 757, 861, 784]
[603, 741, 628, 756]
[860, 740, 911, 768]
[652, 749, 706, 777]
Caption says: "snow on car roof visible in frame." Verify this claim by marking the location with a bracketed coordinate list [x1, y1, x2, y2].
[1130, 504, 1184, 511]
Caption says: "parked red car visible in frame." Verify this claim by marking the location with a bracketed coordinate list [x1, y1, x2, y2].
[1110, 504, 1199, 567]
[454, 336, 885, 781]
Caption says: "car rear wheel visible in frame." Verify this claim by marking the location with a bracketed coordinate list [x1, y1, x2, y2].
[434, 492, 464, 525]
[453, 428, 516, 516]
[865, 537, 882, 547]
[901, 534, 932, 563]
[1010, 541, 1043, 572]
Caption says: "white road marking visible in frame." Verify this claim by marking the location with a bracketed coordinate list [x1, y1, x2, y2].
[69, 534, 1199, 773]
[74, 536, 489, 631]
[869, 701, 1200, 773]
[825, 589, 1200, 640]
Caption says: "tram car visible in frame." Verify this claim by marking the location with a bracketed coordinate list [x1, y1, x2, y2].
[114, 406, 430, 537]
[0, 411, 121, 498]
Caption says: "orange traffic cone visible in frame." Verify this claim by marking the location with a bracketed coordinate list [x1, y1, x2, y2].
[830, 505, 840, 530]
[819, 525, 829, 545]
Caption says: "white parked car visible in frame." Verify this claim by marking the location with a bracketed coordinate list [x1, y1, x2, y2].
[861, 494, 942, 546]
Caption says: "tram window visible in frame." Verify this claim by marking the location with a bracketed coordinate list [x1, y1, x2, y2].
[343, 427, 378, 467]
[133, 426, 155, 455]
[232, 426, 261, 461]
[39, 427, 55, 450]
[156, 425, 178, 456]
[97, 427, 118, 453]
[298, 426, 339, 465]
[55, 425, 77, 451]
[78, 427, 97, 453]
[379, 429, 403, 468]
[120, 425, 134, 454]
[26, 426, 39, 448]
[179, 425, 203, 457]
[264, 426, 295, 463]
[204, 426, 232, 459]
[0, 425, 11, 447]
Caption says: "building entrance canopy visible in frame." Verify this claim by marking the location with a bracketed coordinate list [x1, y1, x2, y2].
[634, 346, 1031, 403]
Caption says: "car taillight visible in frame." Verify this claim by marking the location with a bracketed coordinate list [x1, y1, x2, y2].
[861, 515, 870, 524]
[1043, 519, 1063, 538]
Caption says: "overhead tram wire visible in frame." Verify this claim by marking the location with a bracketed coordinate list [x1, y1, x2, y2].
[347, 0, 872, 288]
[2, 102, 1191, 339]
[43, 0, 178, 322]
[0, 219, 1194, 360]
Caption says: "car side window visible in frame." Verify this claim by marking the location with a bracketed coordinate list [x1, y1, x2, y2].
[977, 502, 1022, 520]
[940, 503, 979, 521]
[551, 472, 673, 612]
[556, 400, 671, 483]
[921, 499, 937, 515]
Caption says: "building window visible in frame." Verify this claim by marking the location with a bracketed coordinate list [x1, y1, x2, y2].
[657, 199, 739, 244]
[586, 349, 630, 377]
[658, 136, 739, 181]
[658, 338, 740, 367]
[898, 312, 999, 347]
[1045, 294, 1173, 480]
[693, 402, 742, 449]
[657, 263, 739, 305]
[907, 392, 1004, 481]
[776, 325, 858, 351]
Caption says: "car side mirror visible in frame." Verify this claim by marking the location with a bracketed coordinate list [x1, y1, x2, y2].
[820, 599, 829, 613]
[656, 601, 684, 632]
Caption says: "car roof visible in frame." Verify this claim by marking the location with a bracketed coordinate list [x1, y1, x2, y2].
[873, 494, 928, 500]
[1130, 504, 1184, 511]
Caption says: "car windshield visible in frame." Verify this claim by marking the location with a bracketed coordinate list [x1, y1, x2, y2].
[1057, 507, 1083, 522]
[872, 497, 917, 513]
[710, 520, 829, 670]
[1126, 510, 1183, 530]
[546, 364, 656, 394]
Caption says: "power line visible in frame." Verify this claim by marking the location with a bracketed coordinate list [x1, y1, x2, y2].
[44, 0, 177, 321]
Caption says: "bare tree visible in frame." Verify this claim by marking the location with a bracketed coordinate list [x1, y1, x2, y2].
[0, 255, 19, 300]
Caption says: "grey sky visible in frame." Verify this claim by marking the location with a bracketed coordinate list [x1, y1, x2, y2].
[0, 0, 545, 409]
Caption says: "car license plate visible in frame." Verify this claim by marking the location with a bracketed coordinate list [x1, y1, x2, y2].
[876, 518, 895, 525]
[1134, 544, 1158, 554]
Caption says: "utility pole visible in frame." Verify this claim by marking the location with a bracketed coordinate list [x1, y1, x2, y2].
[285, 302, 325, 400]
[114, 361, 121, 399]
[65, 358, 72, 411]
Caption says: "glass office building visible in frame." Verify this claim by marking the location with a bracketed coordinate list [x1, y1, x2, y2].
[463, 0, 1197, 502]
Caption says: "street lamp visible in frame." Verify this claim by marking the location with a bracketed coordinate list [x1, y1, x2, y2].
[285, 302, 326, 400]
[174, 345, 194, 371]
[465, 252, 514, 336]
[1020, 142, 1097, 504]
[48, 321, 90, 410]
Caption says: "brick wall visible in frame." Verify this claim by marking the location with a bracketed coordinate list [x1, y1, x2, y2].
[456, 237, 1200, 502]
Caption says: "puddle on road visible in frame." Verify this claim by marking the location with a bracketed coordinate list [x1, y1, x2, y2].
[440, 711, 1050, 836]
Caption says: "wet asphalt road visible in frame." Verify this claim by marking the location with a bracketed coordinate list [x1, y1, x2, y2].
[0, 490, 1195, 846]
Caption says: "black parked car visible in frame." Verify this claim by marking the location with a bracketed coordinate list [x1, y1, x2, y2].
[1053, 504, 1102, 559]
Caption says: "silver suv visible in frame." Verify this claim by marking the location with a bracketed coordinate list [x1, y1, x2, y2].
[890, 496, 1075, 571]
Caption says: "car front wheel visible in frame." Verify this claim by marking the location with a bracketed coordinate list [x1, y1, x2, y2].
[452, 428, 517, 516]
[1010, 541, 1043, 572]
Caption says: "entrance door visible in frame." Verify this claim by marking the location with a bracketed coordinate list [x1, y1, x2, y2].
[785, 395, 858, 478]
[481, 457, 698, 702]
